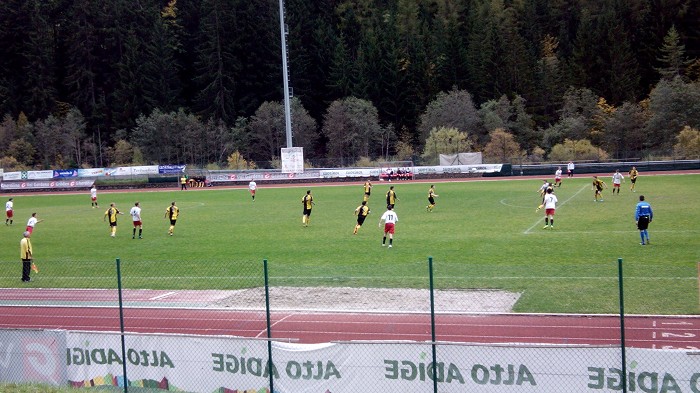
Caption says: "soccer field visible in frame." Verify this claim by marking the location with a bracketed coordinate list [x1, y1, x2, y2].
[1, 173, 698, 315]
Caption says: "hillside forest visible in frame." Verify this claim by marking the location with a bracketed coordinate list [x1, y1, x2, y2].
[0, 0, 699, 169]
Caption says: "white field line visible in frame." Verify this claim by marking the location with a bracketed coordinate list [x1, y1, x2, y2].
[149, 291, 178, 300]
[524, 184, 589, 234]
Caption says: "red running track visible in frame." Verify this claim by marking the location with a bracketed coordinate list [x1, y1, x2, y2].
[1, 289, 698, 350]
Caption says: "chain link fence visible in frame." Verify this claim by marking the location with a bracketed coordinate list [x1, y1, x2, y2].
[0, 257, 698, 392]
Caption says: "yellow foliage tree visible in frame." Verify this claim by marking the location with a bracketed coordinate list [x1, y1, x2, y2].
[227, 151, 256, 169]
[674, 126, 700, 158]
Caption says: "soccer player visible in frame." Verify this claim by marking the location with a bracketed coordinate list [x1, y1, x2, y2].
[386, 186, 398, 209]
[379, 205, 399, 248]
[90, 185, 99, 208]
[635, 195, 653, 245]
[25, 213, 43, 235]
[592, 176, 607, 202]
[538, 180, 551, 197]
[629, 167, 639, 192]
[542, 188, 558, 229]
[130, 202, 143, 239]
[248, 180, 257, 201]
[104, 203, 123, 237]
[5, 197, 13, 225]
[363, 179, 372, 202]
[301, 190, 314, 227]
[426, 185, 439, 212]
[165, 201, 179, 236]
[554, 167, 563, 187]
[353, 201, 370, 234]
[611, 169, 624, 194]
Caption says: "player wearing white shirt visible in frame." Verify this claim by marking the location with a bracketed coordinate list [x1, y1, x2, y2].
[248, 180, 257, 201]
[611, 170, 624, 194]
[542, 189, 558, 229]
[25, 212, 43, 234]
[90, 186, 99, 208]
[379, 206, 399, 248]
[5, 198, 13, 225]
[567, 161, 575, 177]
[554, 168, 562, 187]
[130, 202, 143, 239]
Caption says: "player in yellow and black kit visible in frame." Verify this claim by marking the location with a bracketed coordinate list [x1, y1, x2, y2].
[629, 167, 639, 192]
[386, 186, 398, 209]
[302, 190, 314, 227]
[353, 201, 370, 234]
[165, 201, 179, 236]
[426, 185, 439, 212]
[592, 176, 607, 202]
[363, 180, 372, 202]
[103, 203, 123, 238]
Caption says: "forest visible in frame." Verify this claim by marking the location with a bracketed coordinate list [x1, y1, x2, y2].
[0, 0, 699, 170]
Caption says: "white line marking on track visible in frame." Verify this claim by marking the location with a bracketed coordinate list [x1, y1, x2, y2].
[524, 184, 589, 234]
[149, 291, 178, 300]
[258, 313, 296, 339]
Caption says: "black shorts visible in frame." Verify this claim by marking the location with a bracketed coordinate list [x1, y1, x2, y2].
[303, 208, 312, 216]
[428, 197, 435, 205]
[109, 222, 117, 227]
[365, 191, 371, 197]
[170, 219, 177, 226]
[631, 178, 637, 184]
[637, 216, 650, 230]
[357, 215, 367, 226]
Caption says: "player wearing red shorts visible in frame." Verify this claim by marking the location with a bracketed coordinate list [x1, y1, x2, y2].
[379, 205, 399, 248]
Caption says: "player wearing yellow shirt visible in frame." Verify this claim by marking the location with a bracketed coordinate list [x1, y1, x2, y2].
[592, 176, 607, 202]
[386, 186, 398, 209]
[353, 201, 370, 234]
[104, 203, 123, 237]
[363, 180, 372, 202]
[426, 185, 439, 212]
[629, 167, 639, 192]
[165, 201, 180, 236]
[302, 190, 314, 227]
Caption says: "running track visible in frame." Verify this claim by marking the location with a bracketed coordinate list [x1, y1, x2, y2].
[1, 288, 698, 350]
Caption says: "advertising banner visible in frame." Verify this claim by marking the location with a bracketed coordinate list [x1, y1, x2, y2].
[27, 170, 54, 180]
[53, 169, 79, 178]
[0, 180, 94, 190]
[2, 171, 22, 181]
[60, 332, 700, 393]
[208, 170, 321, 183]
[158, 165, 186, 174]
[0, 329, 66, 385]
[130, 165, 159, 175]
[77, 168, 106, 177]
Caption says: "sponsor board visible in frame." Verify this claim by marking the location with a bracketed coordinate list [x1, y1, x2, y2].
[53, 169, 79, 178]
[4, 329, 698, 393]
[77, 168, 106, 177]
[0, 180, 94, 190]
[158, 165, 186, 174]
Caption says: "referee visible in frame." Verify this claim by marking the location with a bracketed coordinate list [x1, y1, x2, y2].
[634, 195, 653, 245]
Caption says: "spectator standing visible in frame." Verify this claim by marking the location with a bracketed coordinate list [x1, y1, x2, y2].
[567, 161, 575, 177]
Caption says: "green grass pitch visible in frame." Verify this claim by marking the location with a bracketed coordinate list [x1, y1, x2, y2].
[0, 173, 698, 315]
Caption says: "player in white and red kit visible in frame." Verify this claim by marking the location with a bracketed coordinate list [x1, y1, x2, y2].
[554, 167, 562, 187]
[542, 188, 558, 229]
[379, 205, 399, 248]
[611, 170, 624, 194]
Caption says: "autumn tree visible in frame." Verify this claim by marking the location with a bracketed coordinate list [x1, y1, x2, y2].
[482, 128, 524, 163]
[421, 126, 472, 165]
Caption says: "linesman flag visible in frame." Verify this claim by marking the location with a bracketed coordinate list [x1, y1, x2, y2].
[31, 262, 39, 273]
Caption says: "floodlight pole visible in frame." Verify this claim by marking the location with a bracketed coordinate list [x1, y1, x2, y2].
[278, 0, 293, 148]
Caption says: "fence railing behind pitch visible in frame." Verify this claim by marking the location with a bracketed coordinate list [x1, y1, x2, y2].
[0, 257, 697, 393]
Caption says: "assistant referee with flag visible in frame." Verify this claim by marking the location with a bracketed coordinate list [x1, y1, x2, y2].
[20, 231, 33, 282]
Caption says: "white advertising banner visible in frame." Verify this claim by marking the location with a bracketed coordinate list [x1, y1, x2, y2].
[57, 331, 700, 393]
[77, 168, 106, 177]
[281, 147, 304, 174]
[2, 171, 22, 181]
[27, 170, 54, 180]
[208, 170, 321, 183]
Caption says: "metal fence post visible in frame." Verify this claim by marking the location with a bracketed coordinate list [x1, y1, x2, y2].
[116, 257, 128, 393]
[618, 257, 627, 393]
[264, 259, 274, 393]
[428, 256, 438, 393]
